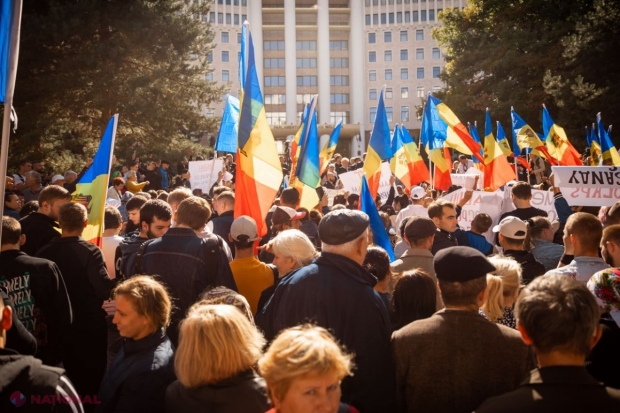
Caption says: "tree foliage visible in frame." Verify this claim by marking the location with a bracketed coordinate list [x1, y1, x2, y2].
[9, 0, 224, 172]
[433, 0, 618, 150]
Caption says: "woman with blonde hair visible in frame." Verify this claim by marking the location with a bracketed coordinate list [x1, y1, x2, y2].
[257, 229, 319, 312]
[165, 304, 269, 413]
[258, 324, 359, 413]
[480, 256, 523, 329]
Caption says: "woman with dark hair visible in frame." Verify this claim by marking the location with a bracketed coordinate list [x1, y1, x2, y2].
[363, 246, 392, 310]
[390, 270, 437, 331]
[3, 191, 22, 219]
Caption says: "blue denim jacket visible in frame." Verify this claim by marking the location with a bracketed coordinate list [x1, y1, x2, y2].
[545, 256, 610, 284]
[531, 239, 565, 272]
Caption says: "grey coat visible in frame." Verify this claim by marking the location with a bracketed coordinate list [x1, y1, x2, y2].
[392, 309, 535, 413]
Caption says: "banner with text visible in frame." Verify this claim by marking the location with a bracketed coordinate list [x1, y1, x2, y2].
[189, 160, 224, 194]
[552, 166, 620, 206]
[339, 162, 393, 203]
[440, 189, 505, 243]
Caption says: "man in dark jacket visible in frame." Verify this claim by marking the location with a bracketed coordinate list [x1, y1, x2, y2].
[142, 160, 162, 191]
[97, 277, 175, 413]
[428, 199, 458, 255]
[37, 203, 115, 409]
[19, 185, 72, 256]
[0, 297, 85, 413]
[0, 217, 72, 365]
[392, 247, 534, 413]
[257, 209, 396, 413]
[494, 216, 545, 284]
[134, 197, 237, 346]
[209, 191, 235, 255]
[475, 275, 620, 412]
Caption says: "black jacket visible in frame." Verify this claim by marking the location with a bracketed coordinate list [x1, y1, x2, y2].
[115, 232, 148, 279]
[256, 252, 396, 413]
[587, 313, 620, 389]
[19, 213, 61, 256]
[431, 229, 458, 255]
[97, 329, 175, 413]
[503, 250, 546, 284]
[165, 369, 269, 413]
[475, 366, 620, 413]
[0, 348, 82, 413]
[210, 210, 235, 256]
[0, 250, 72, 365]
[1, 290, 37, 357]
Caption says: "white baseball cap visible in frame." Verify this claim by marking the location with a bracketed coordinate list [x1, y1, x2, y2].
[230, 216, 261, 242]
[410, 186, 426, 200]
[493, 216, 527, 239]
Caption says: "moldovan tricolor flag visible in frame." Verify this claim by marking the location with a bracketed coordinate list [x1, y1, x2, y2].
[401, 125, 430, 186]
[359, 175, 396, 262]
[541, 105, 582, 166]
[483, 109, 515, 191]
[586, 125, 602, 166]
[363, 86, 393, 199]
[319, 120, 342, 176]
[597, 113, 620, 166]
[420, 101, 452, 191]
[73, 115, 118, 248]
[390, 125, 411, 189]
[235, 23, 283, 237]
[511, 107, 557, 165]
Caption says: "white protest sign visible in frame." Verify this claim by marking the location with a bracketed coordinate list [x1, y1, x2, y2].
[501, 185, 558, 222]
[440, 189, 505, 243]
[324, 188, 345, 206]
[339, 162, 393, 203]
[552, 166, 620, 207]
[189, 159, 224, 193]
[450, 173, 481, 190]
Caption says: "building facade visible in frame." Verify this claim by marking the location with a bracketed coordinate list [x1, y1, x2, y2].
[205, 0, 466, 158]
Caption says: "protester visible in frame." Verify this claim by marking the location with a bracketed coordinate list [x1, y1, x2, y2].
[392, 246, 533, 413]
[257, 209, 395, 412]
[3, 191, 21, 219]
[97, 276, 175, 413]
[528, 153, 546, 185]
[363, 246, 393, 310]
[456, 154, 474, 173]
[125, 170, 148, 194]
[0, 216, 72, 365]
[298, 206, 320, 248]
[390, 270, 437, 331]
[475, 275, 620, 412]
[393, 216, 411, 258]
[258, 325, 358, 413]
[545, 212, 609, 283]
[271, 206, 305, 235]
[19, 200, 38, 218]
[19, 185, 72, 256]
[394, 186, 429, 230]
[165, 304, 269, 413]
[102, 206, 123, 279]
[107, 177, 125, 201]
[0, 297, 84, 413]
[585, 224, 620, 389]
[51, 174, 65, 187]
[228, 216, 275, 315]
[454, 213, 495, 256]
[524, 216, 564, 271]
[209, 191, 236, 254]
[12, 159, 32, 192]
[494, 216, 546, 284]
[132, 196, 237, 346]
[117, 199, 172, 279]
[143, 160, 162, 191]
[22, 171, 44, 203]
[604, 201, 620, 227]
[480, 256, 523, 329]
[428, 199, 458, 255]
[37, 203, 115, 408]
[499, 181, 548, 223]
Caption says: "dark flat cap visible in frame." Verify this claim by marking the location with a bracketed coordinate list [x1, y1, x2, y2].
[319, 209, 369, 245]
[405, 217, 437, 241]
[434, 246, 496, 282]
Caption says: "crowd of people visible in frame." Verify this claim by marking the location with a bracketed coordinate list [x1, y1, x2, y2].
[2, 150, 620, 413]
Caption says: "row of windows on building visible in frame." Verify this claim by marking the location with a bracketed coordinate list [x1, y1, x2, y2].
[370, 86, 440, 101]
[264, 40, 349, 52]
[206, 12, 247, 25]
[264, 94, 351, 105]
[365, 9, 442, 25]
[369, 47, 440, 62]
[369, 66, 441, 80]
[369, 29, 428, 43]
[370, 106, 411, 122]
[365, 0, 423, 5]
[266, 111, 350, 126]
[206, 69, 440, 83]
[214, 0, 247, 5]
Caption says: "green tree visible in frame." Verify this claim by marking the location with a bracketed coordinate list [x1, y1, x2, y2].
[433, 0, 617, 150]
[9, 0, 224, 173]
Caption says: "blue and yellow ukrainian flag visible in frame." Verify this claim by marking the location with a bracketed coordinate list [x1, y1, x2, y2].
[73, 115, 118, 247]
[235, 23, 283, 236]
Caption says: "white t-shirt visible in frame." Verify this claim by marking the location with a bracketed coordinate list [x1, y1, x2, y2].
[456, 160, 475, 174]
[395, 204, 429, 232]
[101, 235, 123, 279]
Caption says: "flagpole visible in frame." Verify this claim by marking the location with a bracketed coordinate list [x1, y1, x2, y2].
[0, 0, 23, 228]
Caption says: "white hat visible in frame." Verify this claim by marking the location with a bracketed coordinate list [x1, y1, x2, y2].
[230, 216, 261, 242]
[51, 174, 65, 184]
[493, 216, 527, 240]
[410, 186, 426, 200]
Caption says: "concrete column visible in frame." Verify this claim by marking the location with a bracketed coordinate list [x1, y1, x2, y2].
[284, 0, 297, 124]
[248, 0, 263, 91]
[350, 0, 365, 150]
[317, 0, 330, 124]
